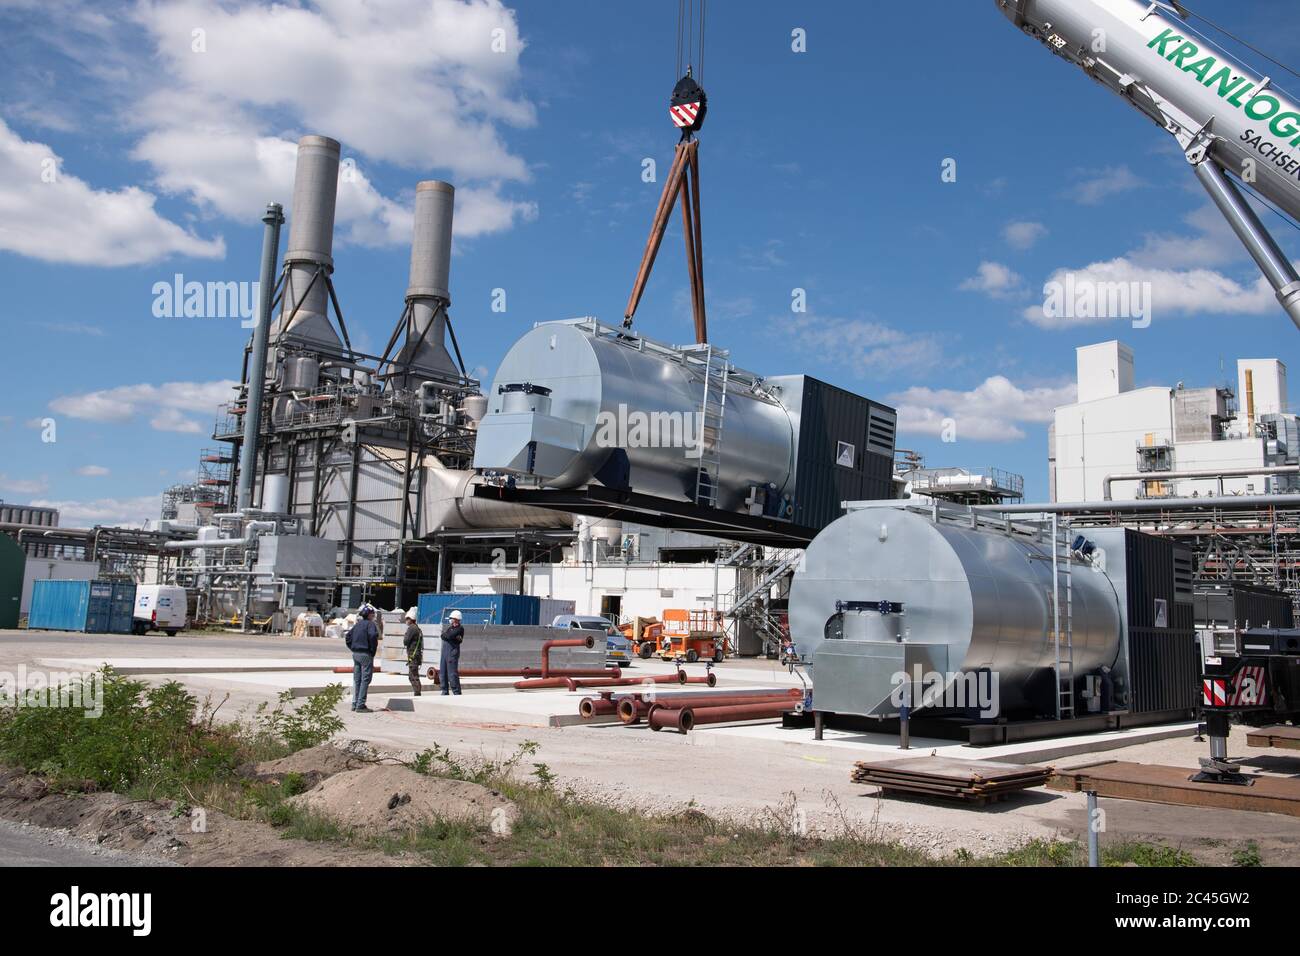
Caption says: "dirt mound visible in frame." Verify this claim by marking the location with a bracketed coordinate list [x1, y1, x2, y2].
[0, 766, 405, 867]
[247, 743, 367, 788]
[289, 764, 518, 835]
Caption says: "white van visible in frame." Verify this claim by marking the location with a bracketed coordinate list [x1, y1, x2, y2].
[133, 585, 188, 636]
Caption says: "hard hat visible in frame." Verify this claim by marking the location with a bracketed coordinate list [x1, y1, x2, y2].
[405, 607, 419, 621]
[448, 609, 462, 620]
[359, 604, 374, 617]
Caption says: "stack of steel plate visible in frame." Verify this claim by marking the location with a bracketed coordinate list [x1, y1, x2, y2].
[850, 756, 1051, 804]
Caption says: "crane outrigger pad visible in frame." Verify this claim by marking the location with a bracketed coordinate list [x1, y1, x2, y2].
[1050, 760, 1300, 817]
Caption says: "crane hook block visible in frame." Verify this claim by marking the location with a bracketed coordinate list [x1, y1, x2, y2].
[669, 72, 707, 135]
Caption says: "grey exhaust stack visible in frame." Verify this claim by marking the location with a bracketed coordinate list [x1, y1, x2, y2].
[392, 180, 458, 377]
[273, 135, 342, 347]
[236, 202, 285, 512]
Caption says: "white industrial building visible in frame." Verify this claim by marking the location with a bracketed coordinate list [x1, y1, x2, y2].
[1050, 341, 1297, 502]
[451, 523, 739, 622]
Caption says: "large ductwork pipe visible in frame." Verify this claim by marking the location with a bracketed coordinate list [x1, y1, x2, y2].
[975, 493, 1300, 514]
[237, 202, 284, 512]
[273, 135, 342, 347]
[1102, 464, 1300, 500]
[393, 180, 457, 377]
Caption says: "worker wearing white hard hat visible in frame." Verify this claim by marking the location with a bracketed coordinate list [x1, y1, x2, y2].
[440, 609, 465, 695]
[402, 607, 424, 696]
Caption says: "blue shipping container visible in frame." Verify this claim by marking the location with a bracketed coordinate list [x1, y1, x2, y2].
[28, 580, 138, 634]
[417, 593, 540, 627]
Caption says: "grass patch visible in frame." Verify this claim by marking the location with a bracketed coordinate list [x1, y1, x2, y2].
[0, 671, 1211, 866]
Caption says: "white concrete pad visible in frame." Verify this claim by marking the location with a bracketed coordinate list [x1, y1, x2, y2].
[37, 656, 351, 675]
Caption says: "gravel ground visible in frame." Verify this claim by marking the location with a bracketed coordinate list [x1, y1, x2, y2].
[0, 817, 176, 867]
[5, 629, 1300, 864]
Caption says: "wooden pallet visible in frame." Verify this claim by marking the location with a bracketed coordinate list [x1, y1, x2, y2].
[850, 756, 1051, 805]
[1245, 725, 1300, 752]
[1050, 760, 1300, 817]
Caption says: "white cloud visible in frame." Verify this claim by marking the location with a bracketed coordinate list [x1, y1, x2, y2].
[960, 261, 1026, 299]
[0, 474, 50, 495]
[0, 118, 225, 266]
[1023, 259, 1278, 328]
[783, 314, 943, 373]
[1002, 221, 1047, 251]
[76, 465, 110, 476]
[30, 495, 161, 529]
[49, 379, 237, 433]
[891, 377, 1077, 442]
[1069, 165, 1143, 205]
[125, 0, 537, 245]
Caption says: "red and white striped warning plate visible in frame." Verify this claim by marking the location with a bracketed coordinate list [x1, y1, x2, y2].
[670, 101, 701, 128]
[1203, 678, 1227, 707]
[1229, 666, 1267, 707]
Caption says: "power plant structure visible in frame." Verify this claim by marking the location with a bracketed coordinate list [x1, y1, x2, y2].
[158, 134, 898, 634]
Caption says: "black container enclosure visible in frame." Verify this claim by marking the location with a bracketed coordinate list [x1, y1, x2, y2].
[1193, 580, 1294, 630]
[774, 375, 896, 532]
[1119, 530, 1199, 715]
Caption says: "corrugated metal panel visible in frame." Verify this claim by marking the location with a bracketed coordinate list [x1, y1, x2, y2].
[416, 592, 540, 626]
[109, 583, 137, 633]
[1194, 582, 1294, 629]
[28, 580, 92, 631]
[1124, 530, 1198, 714]
[790, 377, 896, 532]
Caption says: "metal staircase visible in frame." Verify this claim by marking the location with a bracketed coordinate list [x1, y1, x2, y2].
[691, 345, 729, 508]
[717, 545, 804, 656]
[1050, 515, 1076, 721]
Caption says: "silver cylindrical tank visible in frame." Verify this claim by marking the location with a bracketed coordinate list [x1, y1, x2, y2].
[420, 462, 572, 533]
[789, 507, 1123, 713]
[408, 180, 454, 303]
[261, 474, 290, 514]
[282, 355, 320, 391]
[392, 180, 457, 377]
[460, 393, 488, 425]
[474, 321, 797, 512]
[276, 135, 341, 346]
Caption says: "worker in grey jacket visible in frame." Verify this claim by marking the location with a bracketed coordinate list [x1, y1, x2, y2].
[402, 607, 423, 696]
[347, 605, 380, 712]
[440, 609, 464, 695]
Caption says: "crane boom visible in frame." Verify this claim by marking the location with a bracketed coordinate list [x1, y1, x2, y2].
[998, 0, 1300, 330]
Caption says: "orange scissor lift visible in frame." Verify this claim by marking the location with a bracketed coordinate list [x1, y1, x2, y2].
[659, 608, 727, 663]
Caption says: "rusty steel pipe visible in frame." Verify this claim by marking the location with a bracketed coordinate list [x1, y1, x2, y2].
[425, 663, 620, 685]
[615, 688, 797, 724]
[645, 689, 802, 711]
[650, 700, 797, 733]
[562, 671, 688, 690]
[578, 697, 619, 719]
[540, 635, 596, 677]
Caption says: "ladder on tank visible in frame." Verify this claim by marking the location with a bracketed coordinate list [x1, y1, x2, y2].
[692, 345, 729, 508]
[1051, 514, 1075, 721]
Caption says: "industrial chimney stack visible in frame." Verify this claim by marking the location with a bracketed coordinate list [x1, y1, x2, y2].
[272, 135, 342, 347]
[393, 180, 458, 377]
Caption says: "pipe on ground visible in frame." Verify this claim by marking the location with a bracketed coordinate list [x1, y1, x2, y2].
[613, 687, 795, 723]
[648, 700, 797, 733]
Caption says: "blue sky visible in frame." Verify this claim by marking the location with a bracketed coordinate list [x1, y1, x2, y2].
[1, 0, 1297, 525]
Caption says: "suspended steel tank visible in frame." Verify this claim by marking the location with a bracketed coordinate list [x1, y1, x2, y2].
[471, 318, 897, 525]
